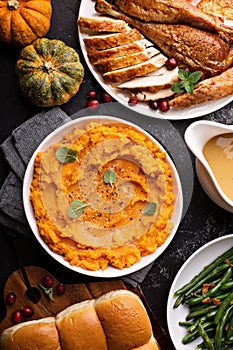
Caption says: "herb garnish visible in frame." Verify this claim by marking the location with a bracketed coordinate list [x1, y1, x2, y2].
[171, 69, 202, 95]
[104, 169, 117, 186]
[39, 284, 54, 301]
[68, 199, 88, 219]
[143, 202, 157, 216]
[55, 146, 78, 164]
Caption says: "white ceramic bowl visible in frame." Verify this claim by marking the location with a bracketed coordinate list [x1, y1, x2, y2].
[23, 115, 183, 278]
[184, 120, 233, 213]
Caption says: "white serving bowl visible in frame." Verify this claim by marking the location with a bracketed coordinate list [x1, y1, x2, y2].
[184, 120, 233, 213]
[23, 115, 183, 278]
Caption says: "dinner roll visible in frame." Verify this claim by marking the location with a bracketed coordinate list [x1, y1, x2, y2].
[55, 299, 108, 350]
[132, 336, 160, 349]
[0, 289, 158, 350]
[94, 290, 152, 350]
[0, 317, 61, 350]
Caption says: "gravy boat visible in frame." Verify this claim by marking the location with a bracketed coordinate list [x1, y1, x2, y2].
[184, 120, 233, 213]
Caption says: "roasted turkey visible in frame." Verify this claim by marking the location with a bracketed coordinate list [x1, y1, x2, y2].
[95, 0, 233, 77]
[112, 0, 233, 40]
[197, 0, 233, 22]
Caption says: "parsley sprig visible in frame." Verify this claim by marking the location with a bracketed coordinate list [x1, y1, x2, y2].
[171, 69, 203, 95]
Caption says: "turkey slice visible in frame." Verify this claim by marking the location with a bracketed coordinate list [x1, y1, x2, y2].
[78, 16, 128, 33]
[103, 54, 167, 83]
[136, 88, 176, 101]
[94, 47, 160, 73]
[87, 39, 153, 64]
[116, 66, 179, 92]
[83, 28, 143, 50]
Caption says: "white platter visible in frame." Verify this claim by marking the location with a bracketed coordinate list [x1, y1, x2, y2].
[77, 0, 233, 121]
[23, 115, 183, 278]
[167, 234, 233, 350]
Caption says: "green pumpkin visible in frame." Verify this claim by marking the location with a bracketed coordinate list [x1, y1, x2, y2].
[16, 38, 84, 107]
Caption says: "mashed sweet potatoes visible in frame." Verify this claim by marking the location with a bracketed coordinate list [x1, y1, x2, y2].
[30, 121, 175, 270]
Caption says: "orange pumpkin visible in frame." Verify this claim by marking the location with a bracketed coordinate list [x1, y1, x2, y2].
[0, 0, 52, 47]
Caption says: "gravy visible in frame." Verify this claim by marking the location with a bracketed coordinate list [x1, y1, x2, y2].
[203, 133, 233, 202]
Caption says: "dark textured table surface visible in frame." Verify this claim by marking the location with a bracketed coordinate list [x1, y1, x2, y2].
[0, 1, 233, 348]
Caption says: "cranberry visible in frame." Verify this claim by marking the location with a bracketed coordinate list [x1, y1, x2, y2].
[102, 91, 112, 103]
[12, 310, 22, 323]
[21, 305, 34, 318]
[87, 99, 100, 109]
[128, 97, 138, 106]
[87, 90, 97, 99]
[166, 57, 178, 70]
[159, 99, 170, 112]
[43, 275, 53, 288]
[149, 100, 159, 110]
[6, 292, 16, 305]
[198, 69, 205, 81]
[57, 284, 66, 295]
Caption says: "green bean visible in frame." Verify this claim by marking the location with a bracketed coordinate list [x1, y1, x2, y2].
[226, 335, 233, 343]
[198, 322, 215, 350]
[183, 264, 232, 298]
[174, 247, 233, 297]
[178, 321, 194, 327]
[182, 329, 200, 344]
[214, 291, 233, 325]
[215, 291, 231, 300]
[214, 305, 233, 350]
[182, 322, 214, 344]
[187, 317, 206, 333]
[186, 305, 218, 320]
[173, 293, 185, 308]
[206, 309, 218, 319]
[190, 303, 212, 313]
[185, 267, 232, 306]
[221, 280, 233, 291]
[226, 312, 233, 340]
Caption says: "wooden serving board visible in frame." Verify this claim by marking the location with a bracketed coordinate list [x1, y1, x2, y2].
[0, 266, 174, 349]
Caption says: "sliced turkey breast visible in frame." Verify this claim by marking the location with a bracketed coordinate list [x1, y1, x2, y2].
[103, 54, 167, 83]
[116, 66, 179, 92]
[94, 47, 160, 73]
[87, 39, 153, 64]
[136, 88, 176, 101]
[83, 28, 143, 50]
[78, 16, 128, 32]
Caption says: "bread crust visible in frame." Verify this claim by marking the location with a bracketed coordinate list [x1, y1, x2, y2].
[0, 290, 157, 350]
[56, 299, 108, 350]
[94, 290, 153, 350]
[0, 317, 61, 350]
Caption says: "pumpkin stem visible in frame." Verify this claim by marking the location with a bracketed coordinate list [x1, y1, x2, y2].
[44, 61, 55, 73]
[7, 0, 19, 10]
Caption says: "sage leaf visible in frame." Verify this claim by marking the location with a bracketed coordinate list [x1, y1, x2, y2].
[183, 81, 194, 95]
[178, 69, 189, 80]
[55, 147, 78, 164]
[171, 69, 202, 95]
[68, 199, 88, 219]
[104, 169, 117, 186]
[171, 81, 185, 93]
[143, 202, 157, 216]
[189, 71, 202, 84]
